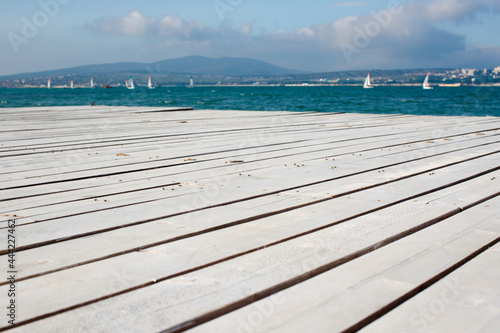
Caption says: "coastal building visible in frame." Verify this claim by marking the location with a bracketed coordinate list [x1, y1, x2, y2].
[461, 68, 477, 76]
[493, 66, 500, 75]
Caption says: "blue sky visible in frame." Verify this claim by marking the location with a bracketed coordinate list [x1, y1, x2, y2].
[1, 0, 500, 75]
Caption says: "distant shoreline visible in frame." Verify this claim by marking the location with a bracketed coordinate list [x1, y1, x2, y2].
[5, 83, 500, 89]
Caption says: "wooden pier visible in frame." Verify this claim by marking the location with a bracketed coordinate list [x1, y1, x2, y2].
[0, 106, 499, 332]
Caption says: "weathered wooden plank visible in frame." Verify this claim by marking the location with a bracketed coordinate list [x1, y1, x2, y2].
[0, 109, 304, 149]
[1, 115, 495, 162]
[1, 168, 498, 329]
[1, 109, 497, 169]
[0, 115, 432, 174]
[2, 124, 498, 211]
[3, 130, 498, 221]
[2, 123, 496, 188]
[0, 107, 499, 333]
[1, 127, 496, 202]
[3, 144, 498, 249]
[360, 243, 500, 333]
[189, 202, 500, 333]
[5, 178, 498, 332]
[0, 126, 417, 182]
[2, 168, 498, 283]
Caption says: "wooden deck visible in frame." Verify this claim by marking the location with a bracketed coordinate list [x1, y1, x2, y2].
[0, 106, 499, 332]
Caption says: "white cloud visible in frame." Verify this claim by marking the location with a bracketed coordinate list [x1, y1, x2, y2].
[422, 0, 500, 23]
[86, 1, 500, 71]
[240, 22, 254, 36]
[89, 11, 157, 36]
[258, 0, 497, 68]
[89, 11, 253, 44]
[158, 15, 214, 41]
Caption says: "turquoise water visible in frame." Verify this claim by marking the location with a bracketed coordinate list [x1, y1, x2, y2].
[1, 86, 499, 117]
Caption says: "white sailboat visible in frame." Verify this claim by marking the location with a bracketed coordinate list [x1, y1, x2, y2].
[363, 73, 373, 89]
[70, 80, 74, 89]
[126, 76, 135, 90]
[423, 72, 433, 90]
[47, 79, 51, 89]
[188, 76, 194, 88]
[90, 78, 95, 89]
[147, 76, 155, 89]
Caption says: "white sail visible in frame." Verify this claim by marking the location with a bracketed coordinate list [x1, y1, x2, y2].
[148, 76, 154, 89]
[188, 76, 194, 88]
[90, 78, 95, 89]
[70, 80, 74, 89]
[126, 76, 135, 90]
[423, 72, 433, 90]
[47, 79, 51, 89]
[363, 73, 373, 89]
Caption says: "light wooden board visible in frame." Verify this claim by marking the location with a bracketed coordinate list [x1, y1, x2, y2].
[2, 144, 499, 250]
[2, 129, 499, 220]
[0, 106, 498, 333]
[190, 200, 500, 333]
[6, 178, 498, 332]
[360, 243, 500, 333]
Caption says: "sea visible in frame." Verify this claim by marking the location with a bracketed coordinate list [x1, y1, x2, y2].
[1, 86, 499, 117]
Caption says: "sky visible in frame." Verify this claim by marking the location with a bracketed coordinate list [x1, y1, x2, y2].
[1, 0, 500, 75]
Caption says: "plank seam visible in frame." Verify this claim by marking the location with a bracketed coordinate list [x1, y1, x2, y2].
[340, 236, 500, 333]
[157, 193, 500, 333]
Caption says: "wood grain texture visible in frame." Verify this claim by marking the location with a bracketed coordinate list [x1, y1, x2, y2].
[0, 106, 498, 333]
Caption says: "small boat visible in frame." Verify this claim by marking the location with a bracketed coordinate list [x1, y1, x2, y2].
[147, 76, 155, 89]
[70, 80, 74, 89]
[363, 74, 373, 89]
[103, 85, 112, 89]
[126, 76, 135, 90]
[90, 78, 95, 89]
[47, 79, 51, 89]
[423, 72, 433, 90]
[187, 76, 194, 88]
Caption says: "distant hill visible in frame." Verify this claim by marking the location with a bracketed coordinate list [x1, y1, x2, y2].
[152, 56, 302, 76]
[1, 56, 301, 79]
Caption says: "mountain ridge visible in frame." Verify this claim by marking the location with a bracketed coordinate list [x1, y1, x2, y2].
[1, 56, 302, 79]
